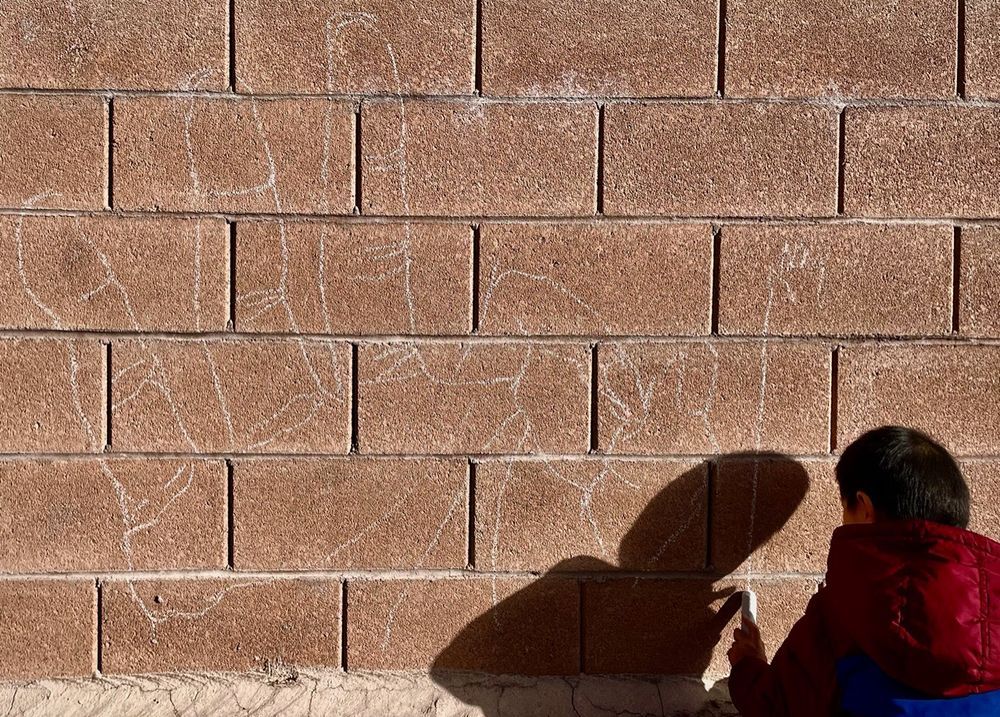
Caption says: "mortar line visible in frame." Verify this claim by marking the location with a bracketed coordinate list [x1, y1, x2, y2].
[226, 459, 235, 569]
[596, 103, 605, 215]
[340, 580, 349, 670]
[228, 220, 237, 330]
[957, 0, 967, 99]
[105, 97, 114, 210]
[589, 343, 599, 453]
[10, 207, 1000, 225]
[94, 578, 103, 675]
[467, 459, 477, 569]
[705, 459, 716, 570]
[836, 108, 846, 215]
[715, 0, 728, 97]
[0, 329, 991, 344]
[952, 226, 962, 333]
[228, 0, 237, 92]
[710, 226, 722, 334]
[9, 89, 1000, 106]
[473, 0, 484, 94]
[471, 224, 481, 333]
[578, 579, 586, 674]
[829, 346, 840, 453]
[104, 342, 112, 452]
[353, 105, 362, 214]
[350, 343, 359, 453]
[0, 568, 875, 582]
[5, 450, 997, 461]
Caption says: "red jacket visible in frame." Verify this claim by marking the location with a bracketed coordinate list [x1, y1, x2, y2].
[729, 520, 1000, 716]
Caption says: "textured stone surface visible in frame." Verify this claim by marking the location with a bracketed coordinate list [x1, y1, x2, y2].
[111, 339, 351, 453]
[0, 0, 226, 90]
[0, 338, 104, 453]
[357, 342, 590, 454]
[711, 457, 840, 574]
[476, 458, 707, 571]
[964, 460, 1000, 542]
[960, 226, 1000, 337]
[350, 578, 579, 673]
[361, 100, 597, 216]
[114, 97, 354, 213]
[4, 0, 999, 699]
[598, 341, 830, 454]
[968, 0, 1000, 98]
[0, 215, 228, 331]
[725, 0, 954, 98]
[604, 103, 838, 217]
[101, 579, 341, 674]
[478, 222, 713, 335]
[481, 0, 716, 97]
[844, 107, 1000, 217]
[0, 580, 94, 679]
[718, 223, 952, 336]
[838, 344, 1000, 454]
[0, 671, 740, 716]
[233, 458, 467, 570]
[236, 221, 472, 334]
[583, 578, 816, 676]
[0, 459, 225, 572]
[0, 95, 104, 209]
[236, 0, 474, 94]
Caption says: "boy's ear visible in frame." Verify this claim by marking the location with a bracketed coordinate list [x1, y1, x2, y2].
[855, 491, 877, 523]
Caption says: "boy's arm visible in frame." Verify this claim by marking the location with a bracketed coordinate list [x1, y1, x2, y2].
[728, 589, 840, 717]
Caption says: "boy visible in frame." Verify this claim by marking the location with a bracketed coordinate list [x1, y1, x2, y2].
[727, 425, 1000, 716]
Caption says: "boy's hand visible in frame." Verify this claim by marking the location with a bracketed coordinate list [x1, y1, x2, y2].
[727, 617, 766, 667]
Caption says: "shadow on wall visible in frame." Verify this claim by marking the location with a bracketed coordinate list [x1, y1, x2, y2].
[429, 453, 811, 717]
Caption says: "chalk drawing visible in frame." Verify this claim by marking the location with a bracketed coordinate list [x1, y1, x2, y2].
[7, 0, 812, 661]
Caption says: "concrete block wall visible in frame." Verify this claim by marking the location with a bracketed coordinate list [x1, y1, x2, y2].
[1, 0, 999, 712]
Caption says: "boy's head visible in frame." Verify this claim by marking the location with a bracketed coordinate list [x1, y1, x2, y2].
[836, 425, 969, 528]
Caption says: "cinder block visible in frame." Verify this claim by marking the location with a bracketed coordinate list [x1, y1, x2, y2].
[960, 226, 1000, 337]
[475, 458, 708, 571]
[598, 341, 830, 454]
[963, 460, 1000, 542]
[0, 338, 104, 453]
[350, 578, 579, 673]
[711, 457, 841, 574]
[726, 0, 954, 98]
[0, 215, 228, 331]
[844, 107, 1000, 217]
[582, 578, 816, 676]
[114, 97, 354, 213]
[361, 100, 597, 216]
[719, 224, 952, 337]
[838, 344, 1000, 455]
[0, 459, 226, 571]
[604, 103, 838, 217]
[236, 221, 472, 335]
[478, 222, 712, 336]
[0, 0, 226, 90]
[357, 341, 590, 454]
[481, 0, 716, 97]
[0, 95, 104, 209]
[233, 458, 467, 570]
[968, 1, 1000, 98]
[101, 579, 341, 673]
[236, 0, 474, 94]
[111, 339, 351, 453]
[0, 580, 94, 679]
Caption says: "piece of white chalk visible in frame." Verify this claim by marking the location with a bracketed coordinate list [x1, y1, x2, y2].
[741, 590, 758, 625]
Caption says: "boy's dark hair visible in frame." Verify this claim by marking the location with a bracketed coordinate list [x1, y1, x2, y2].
[836, 426, 970, 528]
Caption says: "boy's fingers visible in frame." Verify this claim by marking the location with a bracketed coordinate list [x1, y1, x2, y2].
[741, 617, 762, 639]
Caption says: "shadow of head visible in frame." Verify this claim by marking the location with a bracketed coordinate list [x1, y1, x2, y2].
[430, 453, 812, 714]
